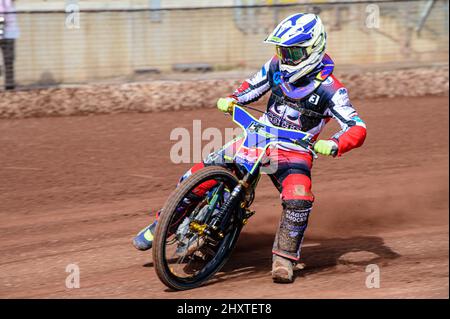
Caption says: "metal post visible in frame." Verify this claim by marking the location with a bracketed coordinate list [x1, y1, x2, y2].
[416, 0, 436, 35]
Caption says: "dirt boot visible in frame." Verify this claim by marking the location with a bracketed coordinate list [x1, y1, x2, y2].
[272, 255, 294, 283]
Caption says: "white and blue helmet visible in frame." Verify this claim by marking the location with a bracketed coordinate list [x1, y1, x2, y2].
[265, 13, 327, 83]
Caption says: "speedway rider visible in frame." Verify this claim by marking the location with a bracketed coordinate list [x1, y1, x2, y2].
[133, 13, 367, 283]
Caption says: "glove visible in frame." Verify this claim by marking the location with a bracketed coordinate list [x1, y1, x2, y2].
[314, 140, 338, 156]
[217, 97, 237, 114]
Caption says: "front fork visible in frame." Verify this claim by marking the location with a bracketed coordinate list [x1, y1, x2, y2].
[204, 170, 258, 239]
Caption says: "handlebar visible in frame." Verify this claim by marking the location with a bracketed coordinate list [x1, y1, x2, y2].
[291, 138, 319, 159]
[232, 102, 266, 115]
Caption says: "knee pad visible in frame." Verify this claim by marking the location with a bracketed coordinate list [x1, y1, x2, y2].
[281, 174, 314, 202]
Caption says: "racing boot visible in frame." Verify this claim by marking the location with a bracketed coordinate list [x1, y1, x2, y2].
[271, 199, 313, 283]
[132, 194, 200, 251]
[272, 255, 294, 283]
[133, 218, 158, 251]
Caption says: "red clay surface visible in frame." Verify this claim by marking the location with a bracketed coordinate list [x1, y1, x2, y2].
[0, 95, 448, 298]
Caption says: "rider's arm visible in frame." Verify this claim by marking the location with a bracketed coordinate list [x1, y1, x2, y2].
[326, 87, 367, 157]
[229, 58, 273, 104]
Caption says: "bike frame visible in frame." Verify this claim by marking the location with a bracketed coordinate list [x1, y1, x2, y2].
[205, 105, 316, 238]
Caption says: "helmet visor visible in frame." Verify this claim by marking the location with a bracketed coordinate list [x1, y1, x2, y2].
[276, 46, 309, 66]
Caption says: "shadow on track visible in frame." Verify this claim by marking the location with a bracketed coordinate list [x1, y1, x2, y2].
[144, 231, 400, 290]
[223, 232, 401, 276]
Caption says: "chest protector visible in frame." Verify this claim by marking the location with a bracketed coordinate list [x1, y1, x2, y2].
[266, 54, 335, 131]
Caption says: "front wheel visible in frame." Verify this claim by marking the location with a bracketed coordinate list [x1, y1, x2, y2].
[153, 166, 244, 290]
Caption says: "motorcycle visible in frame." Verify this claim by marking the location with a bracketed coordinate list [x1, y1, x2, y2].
[152, 103, 321, 290]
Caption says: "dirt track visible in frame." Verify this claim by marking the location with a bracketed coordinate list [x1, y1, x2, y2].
[0, 95, 448, 298]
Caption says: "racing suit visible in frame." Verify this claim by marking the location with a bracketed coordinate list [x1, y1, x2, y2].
[177, 54, 366, 262]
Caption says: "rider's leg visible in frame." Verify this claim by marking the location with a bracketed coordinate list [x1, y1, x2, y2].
[268, 149, 314, 283]
[133, 137, 243, 251]
[133, 162, 214, 251]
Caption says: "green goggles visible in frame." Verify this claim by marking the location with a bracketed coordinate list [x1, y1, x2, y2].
[276, 45, 310, 66]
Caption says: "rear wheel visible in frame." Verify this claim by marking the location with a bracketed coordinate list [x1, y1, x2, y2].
[153, 166, 243, 290]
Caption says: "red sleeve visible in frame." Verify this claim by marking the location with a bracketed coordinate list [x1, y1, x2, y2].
[332, 125, 367, 157]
